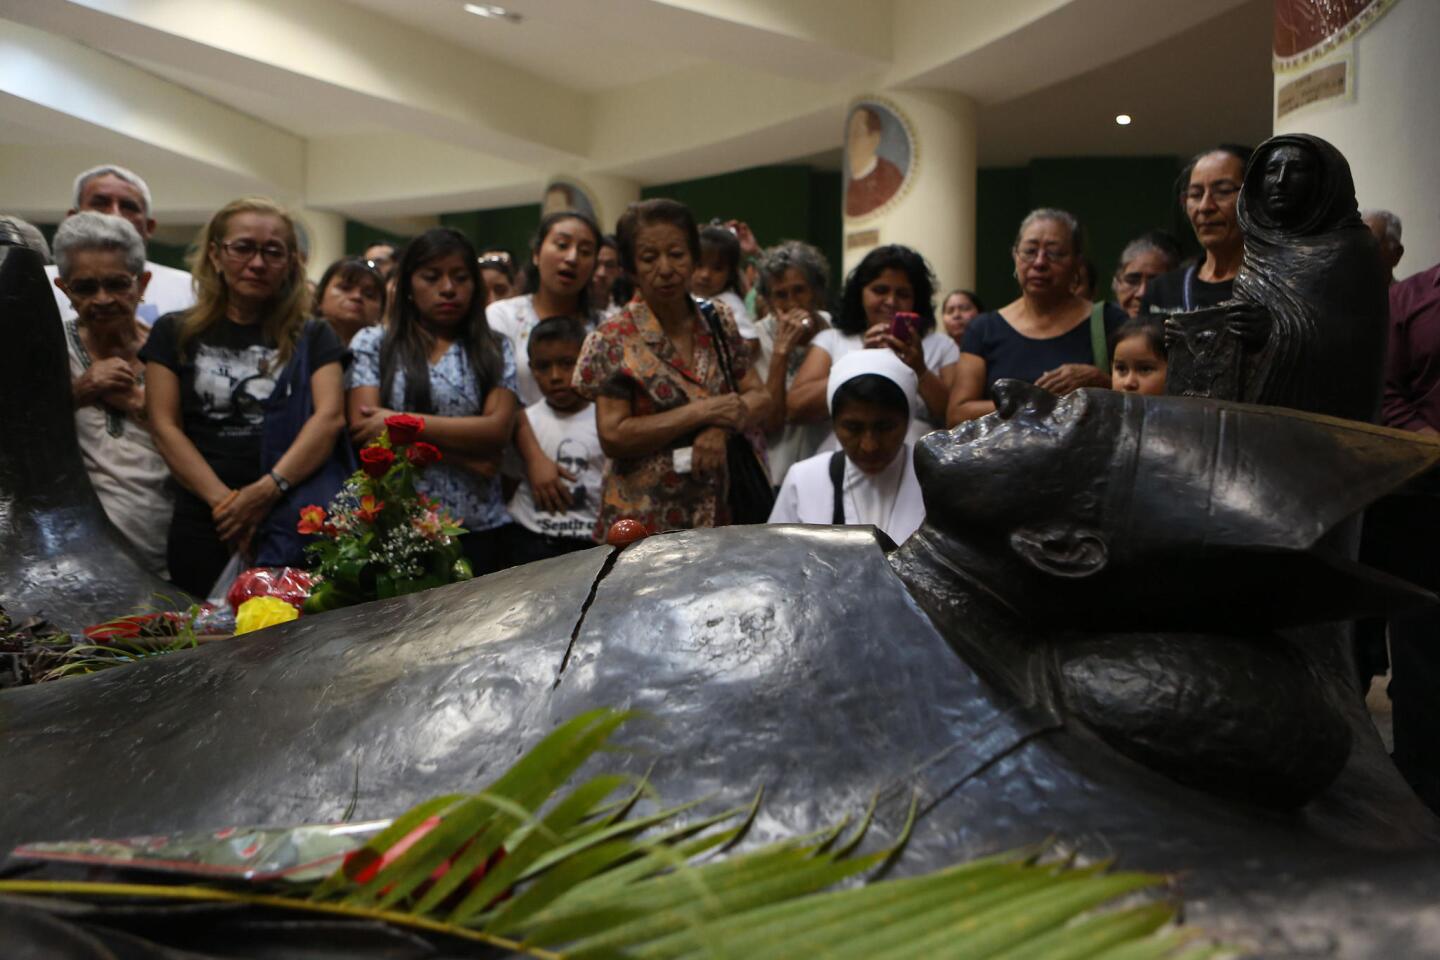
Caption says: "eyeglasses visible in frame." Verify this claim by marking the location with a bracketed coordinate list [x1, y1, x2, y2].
[65, 275, 138, 297]
[1015, 247, 1071, 264]
[1184, 182, 1240, 204]
[218, 239, 291, 265]
[1115, 271, 1158, 288]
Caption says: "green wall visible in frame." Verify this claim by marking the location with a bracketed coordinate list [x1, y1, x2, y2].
[345, 219, 413, 258]
[643, 164, 843, 301]
[973, 156, 1193, 309]
[439, 204, 542, 262]
[342, 155, 1190, 314]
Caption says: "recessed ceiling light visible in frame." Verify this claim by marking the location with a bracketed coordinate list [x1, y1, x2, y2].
[463, 3, 522, 22]
[1115, 114, 1133, 126]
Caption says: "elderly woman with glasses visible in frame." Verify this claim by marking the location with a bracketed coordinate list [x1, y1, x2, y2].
[52, 212, 174, 576]
[947, 207, 1125, 424]
[141, 197, 347, 596]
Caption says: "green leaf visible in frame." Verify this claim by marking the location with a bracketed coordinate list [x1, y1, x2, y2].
[984, 902, 1178, 960]
[417, 775, 634, 919]
[637, 856, 1028, 960]
[859, 869, 1164, 960]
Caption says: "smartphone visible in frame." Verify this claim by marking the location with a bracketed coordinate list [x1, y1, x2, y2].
[890, 312, 920, 343]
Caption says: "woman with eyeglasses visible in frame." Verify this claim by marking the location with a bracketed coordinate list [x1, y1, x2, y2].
[141, 197, 347, 596]
[1141, 144, 1253, 317]
[947, 208, 1125, 424]
[1110, 232, 1180, 318]
[51, 212, 173, 577]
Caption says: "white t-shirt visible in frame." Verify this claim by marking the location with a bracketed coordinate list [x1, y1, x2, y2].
[768, 444, 924, 545]
[506, 400, 606, 541]
[487, 295, 545, 406]
[64, 319, 174, 576]
[810, 328, 959, 448]
[47, 260, 195, 329]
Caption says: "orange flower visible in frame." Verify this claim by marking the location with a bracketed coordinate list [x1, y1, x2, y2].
[297, 505, 327, 535]
[356, 495, 385, 524]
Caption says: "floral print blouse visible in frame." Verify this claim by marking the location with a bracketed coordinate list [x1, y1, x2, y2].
[348, 325, 518, 532]
[572, 298, 749, 536]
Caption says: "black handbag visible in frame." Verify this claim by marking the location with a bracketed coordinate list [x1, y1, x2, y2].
[698, 301, 776, 525]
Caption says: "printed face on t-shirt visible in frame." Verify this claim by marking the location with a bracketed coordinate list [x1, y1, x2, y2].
[192, 343, 278, 434]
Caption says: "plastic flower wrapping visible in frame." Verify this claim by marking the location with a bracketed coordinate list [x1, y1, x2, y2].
[300, 416, 471, 614]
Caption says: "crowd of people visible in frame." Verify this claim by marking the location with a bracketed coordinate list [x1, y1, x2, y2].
[9, 145, 1440, 809]
[5, 154, 1422, 588]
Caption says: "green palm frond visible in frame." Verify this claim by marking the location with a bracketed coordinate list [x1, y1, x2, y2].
[0, 707, 1216, 959]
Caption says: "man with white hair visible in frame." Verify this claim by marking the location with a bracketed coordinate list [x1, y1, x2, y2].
[1362, 208, 1404, 284]
[45, 164, 196, 326]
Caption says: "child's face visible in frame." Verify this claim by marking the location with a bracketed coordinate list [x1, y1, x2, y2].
[1111, 335, 1167, 396]
[530, 339, 585, 411]
[689, 250, 729, 299]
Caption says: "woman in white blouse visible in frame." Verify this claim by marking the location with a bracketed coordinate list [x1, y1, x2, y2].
[786, 244, 957, 448]
[769, 348, 924, 544]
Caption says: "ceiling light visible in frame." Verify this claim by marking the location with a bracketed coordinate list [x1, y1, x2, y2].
[1114, 114, 1132, 126]
[463, 3, 522, 22]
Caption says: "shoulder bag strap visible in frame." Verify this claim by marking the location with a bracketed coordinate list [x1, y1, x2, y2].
[1088, 302, 1108, 370]
[829, 450, 847, 525]
[698, 300, 739, 393]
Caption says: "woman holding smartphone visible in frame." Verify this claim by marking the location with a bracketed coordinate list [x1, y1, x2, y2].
[787, 244, 956, 447]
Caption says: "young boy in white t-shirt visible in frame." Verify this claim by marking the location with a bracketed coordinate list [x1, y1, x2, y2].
[503, 316, 607, 565]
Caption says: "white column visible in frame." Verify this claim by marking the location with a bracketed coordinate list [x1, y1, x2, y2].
[1273, 0, 1440, 279]
[576, 174, 640, 234]
[841, 89, 977, 297]
[294, 208, 346, 281]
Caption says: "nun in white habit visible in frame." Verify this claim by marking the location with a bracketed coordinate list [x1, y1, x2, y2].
[768, 348, 926, 543]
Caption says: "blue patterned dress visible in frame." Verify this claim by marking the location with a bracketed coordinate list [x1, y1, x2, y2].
[347, 326, 518, 532]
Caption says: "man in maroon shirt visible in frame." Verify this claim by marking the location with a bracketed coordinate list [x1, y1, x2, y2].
[1374, 260, 1440, 812]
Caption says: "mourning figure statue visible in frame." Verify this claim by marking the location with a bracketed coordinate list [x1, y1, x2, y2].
[1166, 133, 1389, 422]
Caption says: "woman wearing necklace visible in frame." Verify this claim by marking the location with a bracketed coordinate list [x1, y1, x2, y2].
[572, 199, 770, 535]
[1142, 144, 1253, 316]
[53, 213, 173, 577]
[768, 349, 924, 544]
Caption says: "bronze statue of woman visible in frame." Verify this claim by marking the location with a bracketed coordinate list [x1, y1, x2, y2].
[1167, 133, 1389, 423]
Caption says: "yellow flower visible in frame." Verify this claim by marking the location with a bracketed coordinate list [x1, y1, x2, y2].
[235, 596, 300, 635]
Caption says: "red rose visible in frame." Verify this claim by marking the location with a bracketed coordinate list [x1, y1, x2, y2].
[406, 441, 442, 467]
[385, 413, 425, 446]
[359, 445, 396, 478]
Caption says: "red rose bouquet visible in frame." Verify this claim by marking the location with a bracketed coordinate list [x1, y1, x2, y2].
[301, 415, 470, 613]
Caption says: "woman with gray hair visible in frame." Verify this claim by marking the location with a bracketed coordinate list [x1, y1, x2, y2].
[754, 240, 833, 483]
[1111, 231, 1181, 317]
[948, 207, 1125, 423]
[51, 211, 173, 576]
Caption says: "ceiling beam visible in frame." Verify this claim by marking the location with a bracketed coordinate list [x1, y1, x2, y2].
[0, 0, 591, 162]
[0, 19, 303, 199]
